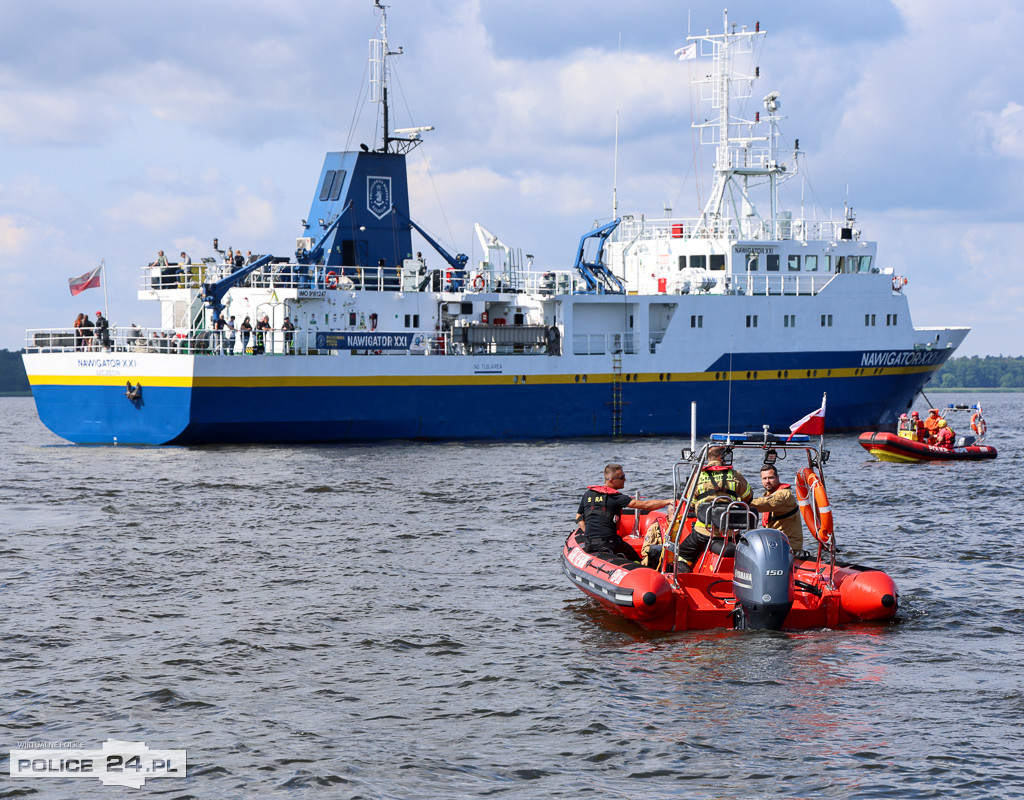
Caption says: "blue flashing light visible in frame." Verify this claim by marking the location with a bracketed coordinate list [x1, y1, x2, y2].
[710, 433, 748, 442]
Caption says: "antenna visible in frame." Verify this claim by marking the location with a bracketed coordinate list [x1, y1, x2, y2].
[368, 2, 428, 155]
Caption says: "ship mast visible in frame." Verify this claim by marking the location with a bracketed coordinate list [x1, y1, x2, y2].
[370, 1, 432, 155]
[690, 11, 785, 238]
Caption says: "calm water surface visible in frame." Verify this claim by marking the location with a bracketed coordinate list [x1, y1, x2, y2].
[2, 393, 1022, 799]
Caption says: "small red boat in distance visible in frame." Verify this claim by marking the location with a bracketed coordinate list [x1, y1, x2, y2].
[859, 402, 996, 463]
[562, 432, 899, 632]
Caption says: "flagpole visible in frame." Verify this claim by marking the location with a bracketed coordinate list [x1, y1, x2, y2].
[101, 259, 109, 319]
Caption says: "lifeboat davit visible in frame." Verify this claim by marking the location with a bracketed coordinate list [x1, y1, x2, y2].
[561, 433, 899, 632]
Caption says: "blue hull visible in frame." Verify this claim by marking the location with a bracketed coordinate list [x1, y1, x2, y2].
[29, 366, 943, 445]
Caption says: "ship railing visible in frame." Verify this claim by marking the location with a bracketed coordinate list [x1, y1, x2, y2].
[142, 260, 581, 296]
[571, 332, 637, 356]
[24, 325, 564, 357]
[617, 215, 852, 243]
[728, 272, 840, 296]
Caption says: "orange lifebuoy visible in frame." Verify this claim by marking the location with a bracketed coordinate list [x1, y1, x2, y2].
[794, 467, 833, 544]
[971, 413, 986, 436]
[326, 271, 339, 289]
[472, 274, 486, 292]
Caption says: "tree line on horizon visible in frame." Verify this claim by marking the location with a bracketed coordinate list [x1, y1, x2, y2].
[0, 349, 1022, 394]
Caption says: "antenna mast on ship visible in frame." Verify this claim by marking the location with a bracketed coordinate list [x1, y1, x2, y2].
[690, 11, 786, 238]
[370, 1, 432, 155]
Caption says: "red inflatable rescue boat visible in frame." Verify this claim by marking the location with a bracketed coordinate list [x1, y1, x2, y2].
[562, 433, 899, 632]
[859, 402, 996, 463]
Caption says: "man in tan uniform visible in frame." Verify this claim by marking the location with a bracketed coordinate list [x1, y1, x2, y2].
[749, 464, 803, 553]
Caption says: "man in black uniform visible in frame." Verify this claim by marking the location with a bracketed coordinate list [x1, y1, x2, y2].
[575, 463, 674, 561]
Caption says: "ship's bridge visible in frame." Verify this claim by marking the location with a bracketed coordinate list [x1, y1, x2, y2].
[606, 214, 880, 297]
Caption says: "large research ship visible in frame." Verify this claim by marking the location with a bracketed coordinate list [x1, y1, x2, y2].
[23, 9, 967, 445]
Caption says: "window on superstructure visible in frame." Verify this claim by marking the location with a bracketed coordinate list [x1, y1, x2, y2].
[886, 313, 898, 326]
[784, 314, 796, 327]
[805, 255, 818, 272]
[710, 254, 725, 271]
[329, 170, 347, 201]
[767, 254, 780, 271]
[319, 170, 337, 202]
[746, 255, 759, 271]
[690, 255, 707, 270]
[746, 315, 758, 328]
[691, 315, 703, 328]
[788, 255, 800, 271]
[824, 255, 832, 272]
[859, 256, 872, 273]
[865, 314, 876, 326]
[678, 256, 686, 270]
[820, 314, 833, 327]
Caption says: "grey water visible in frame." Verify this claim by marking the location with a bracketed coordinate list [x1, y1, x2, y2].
[2, 392, 1023, 799]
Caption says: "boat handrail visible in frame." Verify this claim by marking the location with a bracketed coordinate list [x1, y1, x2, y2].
[22, 325, 566, 358]
[617, 214, 863, 244]
[139, 261, 581, 296]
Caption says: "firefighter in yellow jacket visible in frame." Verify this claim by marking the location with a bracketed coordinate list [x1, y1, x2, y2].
[749, 464, 803, 553]
[677, 446, 753, 571]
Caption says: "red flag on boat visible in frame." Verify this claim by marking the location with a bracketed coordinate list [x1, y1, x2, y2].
[69, 264, 102, 296]
[788, 394, 827, 439]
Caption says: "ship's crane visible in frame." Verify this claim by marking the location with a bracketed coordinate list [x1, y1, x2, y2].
[573, 218, 624, 294]
[390, 205, 468, 273]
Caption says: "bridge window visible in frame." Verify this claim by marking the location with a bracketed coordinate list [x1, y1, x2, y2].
[766, 254, 780, 271]
[319, 170, 337, 201]
[805, 255, 818, 272]
[788, 255, 800, 271]
[746, 255, 758, 271]
[859, 255, 873, 273]
[690, 255, 707, 270]
[329, 169, 347, 201]
[710, 254, 725, 271]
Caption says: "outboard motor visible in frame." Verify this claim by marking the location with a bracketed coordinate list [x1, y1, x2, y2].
[732, 528, 794, 630]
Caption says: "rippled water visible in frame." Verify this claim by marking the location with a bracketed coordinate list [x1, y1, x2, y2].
[3, 392, 1023, 799]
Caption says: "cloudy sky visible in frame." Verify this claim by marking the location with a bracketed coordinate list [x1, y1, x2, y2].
[1, 0, 1021, 356]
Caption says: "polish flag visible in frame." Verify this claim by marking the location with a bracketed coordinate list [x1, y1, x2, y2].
[788, 395, 827, 439]
[69, 265, 102, 296]
[674, 44, 697, 61]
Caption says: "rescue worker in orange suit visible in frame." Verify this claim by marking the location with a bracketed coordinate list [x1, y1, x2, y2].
[934, 418, 955, 448]
[676, 446, 753, 572]
[749, 464, 803, 554]
[575, 464, 673, 562]
[923, 408, 942, 443]
[911, 410, 925, 442]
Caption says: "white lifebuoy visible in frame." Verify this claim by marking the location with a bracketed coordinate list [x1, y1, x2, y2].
[472, 274, 486, 292]
[326, 271, 339, 289]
